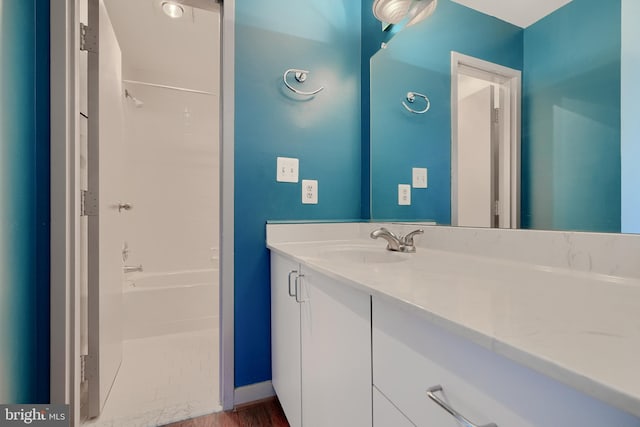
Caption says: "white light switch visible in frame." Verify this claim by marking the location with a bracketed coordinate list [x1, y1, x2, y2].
[302, 180, 318, 204]
[398, 184, 411, 206]
[412, 167, 428, 188]
[276, 157, 299, 183]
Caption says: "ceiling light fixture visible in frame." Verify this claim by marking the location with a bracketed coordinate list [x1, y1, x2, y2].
[372, 0, 437, 27]
[161, 1, 184, 19]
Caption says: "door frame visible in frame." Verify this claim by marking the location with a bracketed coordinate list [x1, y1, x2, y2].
[49, 0, 236, 422]
[450, 51, 521, 228]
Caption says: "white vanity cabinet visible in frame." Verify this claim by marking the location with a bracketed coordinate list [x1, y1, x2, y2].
[271, 253, 303, 427]
[271, 252, 372, 427]
[373, 386, 414, 427]
[372, 297, 640, 427]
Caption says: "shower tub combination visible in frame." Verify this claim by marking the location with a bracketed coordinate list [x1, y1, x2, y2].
[122, 268, 219, 340]
[83, 267, 221, 426]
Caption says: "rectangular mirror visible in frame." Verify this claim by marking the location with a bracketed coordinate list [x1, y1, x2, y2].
[370, 0, 639, 234]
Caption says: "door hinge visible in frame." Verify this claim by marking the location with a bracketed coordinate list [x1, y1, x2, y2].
[494, 200, 500, 216]
[80, 354, 88, 383]
[493, 108, 500, 124]
[81, 190, 98, 217]
[80, 23, 97, 53]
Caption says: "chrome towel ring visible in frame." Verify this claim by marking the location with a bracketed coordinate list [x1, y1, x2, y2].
[283, 68, 324, 96]
[403, 91, 431, 114]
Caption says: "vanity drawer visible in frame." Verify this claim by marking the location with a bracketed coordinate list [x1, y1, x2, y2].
[372, 297, 640, 427]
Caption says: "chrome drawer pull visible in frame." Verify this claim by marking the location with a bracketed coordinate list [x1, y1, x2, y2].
[426, 385, 497, 427]
[288, 270, 298, 297]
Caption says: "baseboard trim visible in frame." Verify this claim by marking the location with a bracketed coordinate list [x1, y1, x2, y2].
[234, 381, 275, 407]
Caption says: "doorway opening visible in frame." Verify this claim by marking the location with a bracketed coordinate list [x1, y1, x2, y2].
[451, 52, 521, 229]
[79, 0, 221, 425]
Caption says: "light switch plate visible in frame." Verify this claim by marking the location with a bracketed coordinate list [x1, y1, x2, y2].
[398, 184, 411, 206]
[276, 157, 299, 183]
[302, 180, 318, 204]
[413, 167, 428, 188]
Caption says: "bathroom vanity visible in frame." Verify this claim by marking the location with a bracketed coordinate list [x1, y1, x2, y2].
[267, 222, 640, 427]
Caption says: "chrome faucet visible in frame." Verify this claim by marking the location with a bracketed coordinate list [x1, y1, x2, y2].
[370, 227, 424, 253]
[123, 264, 143, 273]
[370, 227, 403, 251]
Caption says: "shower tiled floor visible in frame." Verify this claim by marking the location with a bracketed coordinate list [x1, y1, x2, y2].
[83, 328, 220, 427]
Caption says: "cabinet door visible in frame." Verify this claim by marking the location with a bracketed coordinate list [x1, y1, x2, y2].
[373, 386, 414, 427]
[271, 253, 302, 427]
[300, 268, 372, 427]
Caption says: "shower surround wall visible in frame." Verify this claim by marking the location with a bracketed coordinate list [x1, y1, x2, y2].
[121, 80, 219, 275]
[234, 0, 362, 388]
[80, 69, 221, 425]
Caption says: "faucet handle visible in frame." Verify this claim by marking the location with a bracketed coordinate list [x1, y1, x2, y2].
[402, 229, 424, 246]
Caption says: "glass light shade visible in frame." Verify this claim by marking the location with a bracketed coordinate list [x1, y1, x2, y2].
[406, 0, 437, 27]
[373, 0, 412, 24]
[162, 1, 184, 19]
[372, 0, 437, 26]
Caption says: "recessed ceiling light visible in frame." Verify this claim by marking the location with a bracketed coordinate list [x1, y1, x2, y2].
[161, 1, 184, 19]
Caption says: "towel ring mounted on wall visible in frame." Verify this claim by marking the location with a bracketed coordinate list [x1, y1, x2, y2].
[403, 91, 431, 114]
[283, 68, 325, 96]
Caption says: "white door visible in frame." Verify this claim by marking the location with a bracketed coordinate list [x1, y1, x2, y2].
[457, 85, 498, 228]
[271, 254, 303, 427]
[86, 0, 125, 418]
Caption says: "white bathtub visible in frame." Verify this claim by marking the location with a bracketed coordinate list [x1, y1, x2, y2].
[123, 269, 219, 340]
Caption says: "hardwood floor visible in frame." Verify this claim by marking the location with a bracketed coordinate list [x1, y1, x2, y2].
[163, 398, 289, 427]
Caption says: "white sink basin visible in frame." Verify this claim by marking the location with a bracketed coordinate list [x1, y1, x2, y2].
[317, 245, 411, 264]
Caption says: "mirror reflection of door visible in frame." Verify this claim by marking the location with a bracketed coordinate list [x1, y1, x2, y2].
[458, 83, 497, 227]
[452, 53, 521, 229]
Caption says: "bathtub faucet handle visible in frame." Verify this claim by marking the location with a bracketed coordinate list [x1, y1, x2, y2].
[123, 264, 143, 274]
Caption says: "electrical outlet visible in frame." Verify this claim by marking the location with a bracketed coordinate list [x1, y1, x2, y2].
[276, 157, 299, 183]
[302, 180, 318, 204]
[413, 167, 428, 188]
[398, 184, 411, 206]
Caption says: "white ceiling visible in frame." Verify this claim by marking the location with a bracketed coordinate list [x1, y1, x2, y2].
[451, 0, 573, 28]
[101, 0, 569, 94]
[104, 0, 220, 94]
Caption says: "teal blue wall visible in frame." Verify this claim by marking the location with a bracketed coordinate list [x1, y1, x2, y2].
[234, 0, 362, 387]
[522, 0, 621, 232]
[621, 0, 640, 233]
[0, 0, 50, 403]
[369, 0, 523, 221]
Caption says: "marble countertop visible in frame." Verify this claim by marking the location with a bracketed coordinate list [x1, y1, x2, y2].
[266, 225, 640, 418]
